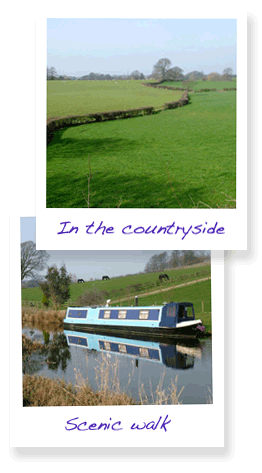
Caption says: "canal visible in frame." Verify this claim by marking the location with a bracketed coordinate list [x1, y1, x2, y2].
[22, 324, 212, 405]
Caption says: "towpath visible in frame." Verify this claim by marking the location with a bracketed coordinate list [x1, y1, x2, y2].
[111, 276, 211, 304]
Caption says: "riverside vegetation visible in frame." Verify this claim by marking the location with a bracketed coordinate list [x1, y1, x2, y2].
[22, 335, 189, 407]
[22, 264, 212, 406]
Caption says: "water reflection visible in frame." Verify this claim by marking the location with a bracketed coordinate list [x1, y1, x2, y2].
[22, 329, 71, 375]
[22, 325, 212, 404]
[64, 329, 202, 372]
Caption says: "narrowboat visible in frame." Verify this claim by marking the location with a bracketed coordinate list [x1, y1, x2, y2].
[63, 301, 206, 339]
[64, 329, 202, 370]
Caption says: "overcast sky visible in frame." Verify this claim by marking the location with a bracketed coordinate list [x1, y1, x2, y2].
[20, 217, 173, 279]
[47, 18, 237, 77]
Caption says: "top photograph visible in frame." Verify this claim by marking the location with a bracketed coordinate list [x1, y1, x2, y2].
[46, 18, 236, 209]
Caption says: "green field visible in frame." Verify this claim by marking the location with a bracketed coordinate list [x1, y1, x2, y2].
[22, 263, 211, 304]
[163, 79, 237, 90]
[47, 90, 236, 208]
[22, 264, 211, 334]
[47, 80, 182, 118]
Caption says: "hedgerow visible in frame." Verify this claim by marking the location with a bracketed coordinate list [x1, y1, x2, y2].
[47, 106, 155, 144]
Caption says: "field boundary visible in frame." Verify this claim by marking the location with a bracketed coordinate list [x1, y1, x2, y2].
[47, 90, 189, 145]
[142, 81, 236, 93]
[111, 276, 211, 304]
[142, 82, 194, 92]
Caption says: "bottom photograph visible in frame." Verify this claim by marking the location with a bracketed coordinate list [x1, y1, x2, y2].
[21, 218, 212, 407]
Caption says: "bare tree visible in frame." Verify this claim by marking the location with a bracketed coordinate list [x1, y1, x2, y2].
[47, 67, 58, 80]
[69, 273, 78, 284]
[166, 66, 184, 81]
[152, 58, 172, 81]
[144, 254, 161, 273]
[207, 72, 221, 81]
[21, 241, 50, 281]
[222, 67, 233, 81]
[223, 67, 233, 76]
[144, 252, 168, 272]
[130, 70, 145, 80]
[157, 252, 169, 271]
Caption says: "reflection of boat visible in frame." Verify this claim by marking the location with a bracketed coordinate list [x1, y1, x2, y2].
[64, 302, 205, 339]
[64, 329, 202, 370]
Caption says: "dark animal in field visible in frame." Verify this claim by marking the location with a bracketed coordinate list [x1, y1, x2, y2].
[159, 274, 170, 281]
[78, 279, 84, 283]
[102, 276, 110, 280]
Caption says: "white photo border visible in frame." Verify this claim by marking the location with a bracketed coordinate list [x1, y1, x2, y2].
[11, 215, 224, 448]
[36, 12, 247, 250]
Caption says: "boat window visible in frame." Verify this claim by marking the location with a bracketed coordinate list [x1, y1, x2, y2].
[118, 344, 127, 353]
[139, 347, 149, 358]
[118, 310, 127, 319]
[178, 305, 194, 319]
[68, 309, 88, 319]
[104, 310, 111, 319]
[139, 310, 149, 320]
[186, 306, 193, 318]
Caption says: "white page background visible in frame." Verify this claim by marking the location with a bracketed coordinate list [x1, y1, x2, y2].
[1, 1, 260, 471]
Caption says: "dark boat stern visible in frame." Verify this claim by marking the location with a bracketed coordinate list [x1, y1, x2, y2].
[195, 323, 206, 336]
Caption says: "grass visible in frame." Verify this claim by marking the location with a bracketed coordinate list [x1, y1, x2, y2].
[22, 263, 211, 304]
[163, 79, 237, 90]
[47, 90, 236, 208]
[47, 80, 182, 118]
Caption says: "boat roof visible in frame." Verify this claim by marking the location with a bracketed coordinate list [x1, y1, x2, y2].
[67, 302, 193, 310]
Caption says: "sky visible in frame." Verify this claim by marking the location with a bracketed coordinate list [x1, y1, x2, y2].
[47, 18, 237, 77]
[20, 217, 173, 279]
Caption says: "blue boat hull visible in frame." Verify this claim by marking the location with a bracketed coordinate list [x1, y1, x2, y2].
[63, 320, 203, 340]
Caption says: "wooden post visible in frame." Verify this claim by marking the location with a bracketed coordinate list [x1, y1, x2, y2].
[202, 301, 204, 313]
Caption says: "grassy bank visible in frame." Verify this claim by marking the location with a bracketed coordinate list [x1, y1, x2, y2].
[47, 91, 236, 208]
[22, 263, 211, 304]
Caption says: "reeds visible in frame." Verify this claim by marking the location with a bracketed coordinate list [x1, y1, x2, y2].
[23, 351, 187, 407]
[139, 374, 184, 405]
[22, 307, 65, 328]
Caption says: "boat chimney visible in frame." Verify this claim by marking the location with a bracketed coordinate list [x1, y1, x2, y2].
[135, 296, 138, 306]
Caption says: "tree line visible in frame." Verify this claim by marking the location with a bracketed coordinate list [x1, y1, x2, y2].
[47, 59, 235, 82]
[144, 251, 210, 273]
[47, 67, 145, 81]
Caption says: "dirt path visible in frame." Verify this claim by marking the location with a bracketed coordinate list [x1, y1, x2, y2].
[111, 276, 211, 304]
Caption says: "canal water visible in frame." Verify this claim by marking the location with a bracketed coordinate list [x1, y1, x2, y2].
[22, 325, 212, 404]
